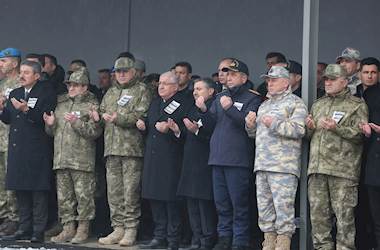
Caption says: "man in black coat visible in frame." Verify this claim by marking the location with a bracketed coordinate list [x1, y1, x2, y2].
[360, 57, 380, 249]
[176, 78, 217, 250]
[0, 60, 56, 243]
[137, 71, 189, 250]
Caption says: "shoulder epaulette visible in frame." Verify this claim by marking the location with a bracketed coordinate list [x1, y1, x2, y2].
[248, 89, 261, 96]
[348, 94, 364, 103]
[57, 94, 69, 103]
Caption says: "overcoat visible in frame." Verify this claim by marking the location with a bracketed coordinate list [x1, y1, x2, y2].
[0, 81, 57, 190]
[142, 92, 190, 201]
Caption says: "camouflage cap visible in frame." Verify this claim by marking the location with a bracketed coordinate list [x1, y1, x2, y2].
[222, 59, 249, 76]
[336, 47, 360, 62]
[65, 67, 90, 85]
[260, 66, 290, 79]
[114, 57, 134, 70]
[323, 64, 348, 79]
[0, 48, 21, 58]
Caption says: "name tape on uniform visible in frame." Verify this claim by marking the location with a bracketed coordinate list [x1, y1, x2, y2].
[27, 98, 38, 108]
[233, 102, 243, 111]
[117, 95, 133, 106]
[332, 111, 345, 124]
[164, 100, 181, 114]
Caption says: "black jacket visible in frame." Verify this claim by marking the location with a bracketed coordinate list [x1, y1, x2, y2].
[177, 98, 215, 200]
[0, 81, 57, 190]
[201, 84, 261, 168]
[363, 83, 380, 186]
[142, 92, 190, 201]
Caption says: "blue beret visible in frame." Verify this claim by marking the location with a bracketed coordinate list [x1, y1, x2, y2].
[0, 48, 21, 58]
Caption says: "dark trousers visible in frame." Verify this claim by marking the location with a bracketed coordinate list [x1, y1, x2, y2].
[150, 199, 182, 246]
[212, 165, 251, 246]
[187, 198, 216, 248]
[16, 191, 48, 234]
[368, 185, 380, 250]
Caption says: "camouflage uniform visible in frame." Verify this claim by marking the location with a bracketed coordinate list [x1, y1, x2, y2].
[248, 84, 307, 237]
[0, 77, 19, 223]
[347, 73, 361, 96]
[100, 69, 151, 230]
[45, 87, 102, 224]
[308, 82, 368, 250]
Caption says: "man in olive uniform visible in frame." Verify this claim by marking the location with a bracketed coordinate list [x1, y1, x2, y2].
[95, 57, 151, 246]
[0, 48, 21, 236]
[44, 67, 102, 244]
[306, 64, 368, 249]
[336, 47, 361, 95]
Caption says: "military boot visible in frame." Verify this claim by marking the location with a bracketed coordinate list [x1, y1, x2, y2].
[50, 221, 76, 243]
[275, 235, 291, 250]
[262, 232, 277, 250]
[71, 220, 90, 244]
[98, 226, 124, 245]
[119, 228, 137, 246]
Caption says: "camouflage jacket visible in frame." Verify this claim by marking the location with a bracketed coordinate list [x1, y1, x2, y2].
[100, 78, 151, 157]
[307, 88, 368, 182]
[0, 77, 20, 152]
[347, 73, 361, 95]
[45, 91, 102, 172]
[248, 88, 308, 177]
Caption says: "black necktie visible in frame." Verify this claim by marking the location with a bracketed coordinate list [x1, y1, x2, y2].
[24, 91, 29, 100]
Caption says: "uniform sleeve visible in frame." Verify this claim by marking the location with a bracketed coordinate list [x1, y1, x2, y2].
[332, 102, 368, 143]
[245, 123, 256, 138]
[45, 122, 57, 137]
[306, 104, 316, 138]
[71, 103, 103, 140]
[114, 88, 151, 128]
[269, 100, 308, 139]
[225, 95, 261, 129]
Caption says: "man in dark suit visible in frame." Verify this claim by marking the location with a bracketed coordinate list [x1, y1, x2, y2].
[0, 60, 56, 243]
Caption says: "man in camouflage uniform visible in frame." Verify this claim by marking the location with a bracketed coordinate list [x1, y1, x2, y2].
[44, 67, 102, 244]
[94, 57, 151, 246]
[0, 48, 21, 236]
[336, 47, 361, 95]
[306, 64, 368, 250]
[246, 66, 307, 250]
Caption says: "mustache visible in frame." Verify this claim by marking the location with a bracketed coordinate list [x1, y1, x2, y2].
[19, 77, 25, 81]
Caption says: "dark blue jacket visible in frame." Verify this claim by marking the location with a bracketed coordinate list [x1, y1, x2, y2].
[201, 83, 261, 168]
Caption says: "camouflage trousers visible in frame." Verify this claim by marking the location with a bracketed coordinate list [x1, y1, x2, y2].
[56, 169, 95, 224]
[106, 155, 142, 229]
[308, 174, 358, 250]
[0, 152, 18, 222]
[256, 171, 298, 237]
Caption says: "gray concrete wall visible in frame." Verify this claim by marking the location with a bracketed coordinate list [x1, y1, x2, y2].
[0, 0, 379, 84]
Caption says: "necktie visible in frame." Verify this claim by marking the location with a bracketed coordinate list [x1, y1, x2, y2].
[24, 91, 29, 100]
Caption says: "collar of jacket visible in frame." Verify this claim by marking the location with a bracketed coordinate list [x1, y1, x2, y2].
[62, 90, 93, 103]
[227, 83, 248, 97]
[266, 85, 292, 100]
[115, 77, 138, 89]
[326, 87, 351, 99]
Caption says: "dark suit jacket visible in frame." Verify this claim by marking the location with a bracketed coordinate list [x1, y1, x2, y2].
[0, 81, 57, 190]
[177, 98, 215, 200]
